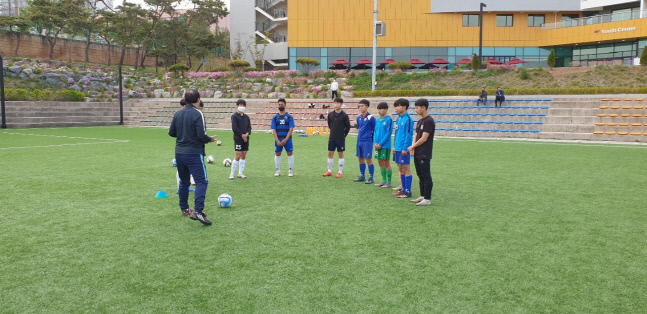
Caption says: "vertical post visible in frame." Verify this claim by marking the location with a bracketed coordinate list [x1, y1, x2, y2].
[1, 55, 6, 129]
[118, 65, 124, 125]
[371, 0, 378, 91]
[479, 3, 487, 69]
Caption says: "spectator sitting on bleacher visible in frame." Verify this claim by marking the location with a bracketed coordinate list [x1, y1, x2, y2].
[495, 87, 505, 108]
[477, 87, 487, 106]
[308, 103, 315, 108]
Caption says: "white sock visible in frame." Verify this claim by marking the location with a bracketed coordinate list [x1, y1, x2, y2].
[239, 160, 246, 174]
[231, 160, 239, 175]
[288, 155, 294, 172]
[338, 158, 345, 174]
[275, 156, 281, 172]
[327, 158, 333, 172]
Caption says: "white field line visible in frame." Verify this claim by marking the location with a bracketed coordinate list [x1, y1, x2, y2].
[0, 132, 130, 150]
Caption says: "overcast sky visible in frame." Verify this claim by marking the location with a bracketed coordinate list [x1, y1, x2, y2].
[112, 0, 230, 10]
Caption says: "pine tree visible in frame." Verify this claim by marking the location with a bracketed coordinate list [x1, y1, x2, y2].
[471, 54, 479, 71]
[547, 49, 556, 69]
[640, 47, 647, 66]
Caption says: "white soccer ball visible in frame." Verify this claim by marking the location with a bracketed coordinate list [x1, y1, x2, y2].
[172, 159, 177, 167]
[216, 140, 222, 146]
[207, 155, 215, 163]
[223, 158, 232, 167]
[218, 193, 233, 208]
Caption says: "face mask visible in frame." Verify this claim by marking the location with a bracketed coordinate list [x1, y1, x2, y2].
[278, 106, 285, 112]
[238, 106, 246, 113]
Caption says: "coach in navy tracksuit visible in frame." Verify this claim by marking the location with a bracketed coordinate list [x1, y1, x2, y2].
[169, 89, 216, 225]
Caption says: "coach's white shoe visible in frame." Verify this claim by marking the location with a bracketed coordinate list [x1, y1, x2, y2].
[237, 174, 247, 179]
[416, 199, 431, 206]
[411, 196, 424, 203]
[229, 173, 235, 180]
[288, 171, 294, 177]
[274, 172, 280, 177]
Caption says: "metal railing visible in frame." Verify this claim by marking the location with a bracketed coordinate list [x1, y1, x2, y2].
[255, 0, 286, 10]
[273, 8, 287, 19]
[542, 9, 646, 30]
[272, 33, 287, 43]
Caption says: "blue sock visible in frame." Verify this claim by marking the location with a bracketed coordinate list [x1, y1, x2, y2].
[368, 164, 374, 179]
[359, 163, 366, 178]
[400, 174, 405, 190]
[405, 175, 413, 194]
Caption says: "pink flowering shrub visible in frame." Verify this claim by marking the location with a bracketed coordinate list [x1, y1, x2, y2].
[486, 64, 515, 71]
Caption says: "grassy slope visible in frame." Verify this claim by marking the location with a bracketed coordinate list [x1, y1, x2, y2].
[0, 127, 646, 312]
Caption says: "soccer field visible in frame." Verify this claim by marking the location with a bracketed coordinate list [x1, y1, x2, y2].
[1, 126, 646, 313]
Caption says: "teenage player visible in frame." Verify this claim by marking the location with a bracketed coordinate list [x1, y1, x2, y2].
[392, 98, 414, 198]
[175, 98, 195, 194]
[353, 99, 376, 184]
[230, 99, 251, 179]
[373, 101, 394, 188]
[271, 98, 295, 177]
[408, 98, 436, 206]
[323, 97, 351, 178]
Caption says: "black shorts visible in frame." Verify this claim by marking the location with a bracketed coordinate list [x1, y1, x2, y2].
[234, 138, 249, 151]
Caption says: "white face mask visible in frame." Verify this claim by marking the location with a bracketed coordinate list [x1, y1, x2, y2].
[238, 106, 246, 113]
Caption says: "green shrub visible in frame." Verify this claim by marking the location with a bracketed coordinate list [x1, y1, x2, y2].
[168, 63, 190, 77]
[388, 73, 411, 83]
[227, 60, 251, 74]
[471, 54, 479, 71]
[519, 68, 530, 80]
[244, 67, 262, 72]
[547, 49, 556, 69]
[55, 90, 86, 101]
[324, 71, 337, 79]
[387, 61, 413, 71]
[210, 67, 229, 72]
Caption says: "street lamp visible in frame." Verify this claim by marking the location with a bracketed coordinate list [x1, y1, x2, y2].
[478, 2, 487, 69]
[371, 0, 378, 91]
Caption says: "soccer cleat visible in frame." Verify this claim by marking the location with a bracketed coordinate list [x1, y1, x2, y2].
[237, 174, 247, 179]
[365, 178, 374, 184]
[323, 171, 333, 177]
[181, 208, 193, 216]
[288, 172, 294, 177]
[190, 211, 212, 225]
[416, 199, 431, 206]
[392, 191, 403, 196]
[411, 196, 424, 203]
[374, 182, 385, 187]
[274, 172, 280, 177]
[392, 185, 402, 191]
[229, 173, 235, 180]
[381, 183, 392, 188]
[335, 173, 343, 178]
[397, 192, 412, 198]
[353, 176, 366, 182]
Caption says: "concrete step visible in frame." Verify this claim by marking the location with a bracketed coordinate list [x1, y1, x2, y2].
[5, 111, 120, 118]
[5, 121, 119, 128]
[10, 116, 121, 123]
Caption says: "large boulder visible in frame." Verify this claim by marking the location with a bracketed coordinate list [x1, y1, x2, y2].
[277, 92, 286, 99]
[45, 73, 59, 85]
[251, 85, 261, 92]
[128, 90, 138, 97]
[241, 93, 249, 98]
[90, 81, 102, 90]
[162, 92, 171, 98]
[341, 91, 353, 98]
[214, 90, 223, 98]
[153, 89, 164, 98]
[70, 84, 83, 91]
[8, 66, 22, 74]
[261, 86, 273, 93]
[22, 68, 33, 76]
[19, 73, 29, 80]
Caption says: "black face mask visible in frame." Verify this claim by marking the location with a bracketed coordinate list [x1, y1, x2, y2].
[278, 106, 285, 112]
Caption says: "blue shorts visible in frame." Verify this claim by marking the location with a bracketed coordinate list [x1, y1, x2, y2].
[274, 138, 293, 153]
[393, 150, 411, 165]
[328, 140, 345, 152]
[356, 141, 373, 159]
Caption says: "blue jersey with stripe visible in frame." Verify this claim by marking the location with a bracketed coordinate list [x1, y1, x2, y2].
[356, 113, 376, 143]
[394, 113, 414, 152]
[373, 115, 393, 149]
[271, 112, 295, 139]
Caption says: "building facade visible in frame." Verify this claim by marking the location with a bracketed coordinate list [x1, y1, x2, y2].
[230, 0, 647, 70]
[0, 0, 28, 16]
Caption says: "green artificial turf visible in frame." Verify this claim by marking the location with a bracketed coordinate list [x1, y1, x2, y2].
[1, 126, 646, 313]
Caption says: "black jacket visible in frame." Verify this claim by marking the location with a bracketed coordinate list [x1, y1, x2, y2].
[231, 112, 252, 140]
[168, 103, 212, 155]
[327, 110, 351, 141]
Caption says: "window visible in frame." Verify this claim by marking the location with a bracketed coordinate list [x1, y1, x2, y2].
[528, 14, 545, 27]
[463, 14, 479, 27]
[562, 14, 579, 27]
[496, 15, 513, 27]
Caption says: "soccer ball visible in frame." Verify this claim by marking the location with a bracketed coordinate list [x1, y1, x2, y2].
[216, 140, 222, 146]
[218, 193, 233, 208]
[223, 158, 232, 167]
[172, 159, 177, 167]
[207, 155, 215, 163]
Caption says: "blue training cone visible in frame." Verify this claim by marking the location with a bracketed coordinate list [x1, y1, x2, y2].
[155, 190, 168, 198]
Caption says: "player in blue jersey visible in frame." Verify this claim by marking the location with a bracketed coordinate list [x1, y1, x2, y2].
[373, 101, 394, 188]
[271, 98, 295, 177]
[353, 99, 377, 184]
[392, 98, 414, 198]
